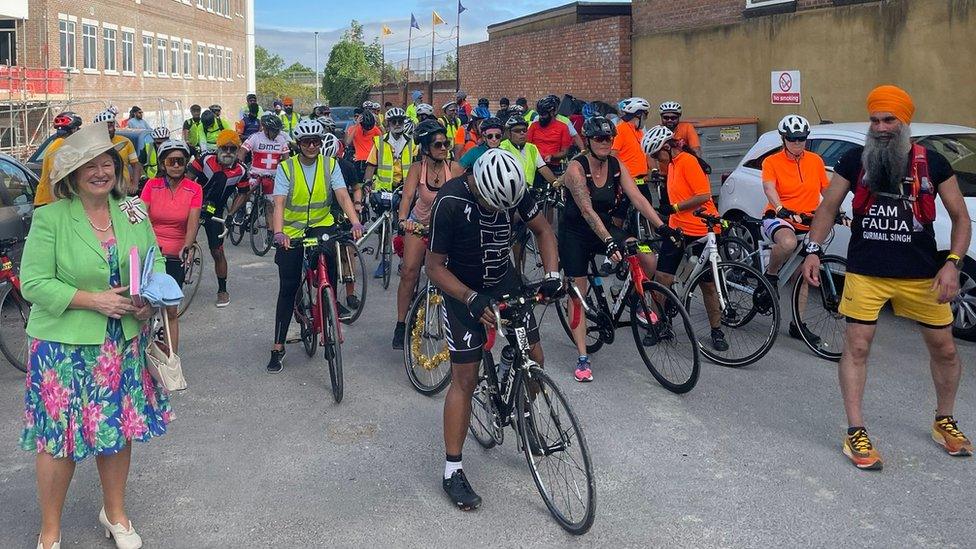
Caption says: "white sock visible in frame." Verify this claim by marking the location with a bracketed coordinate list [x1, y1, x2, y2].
[444, 459, 463, 480]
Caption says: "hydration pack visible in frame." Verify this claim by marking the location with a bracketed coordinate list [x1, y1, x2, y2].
[852, 143, 936, 225]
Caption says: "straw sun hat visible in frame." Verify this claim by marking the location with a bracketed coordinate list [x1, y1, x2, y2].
[48, 122, 126, 185]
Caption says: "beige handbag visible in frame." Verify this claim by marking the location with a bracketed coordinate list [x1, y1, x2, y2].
[146, 313, 187, 392]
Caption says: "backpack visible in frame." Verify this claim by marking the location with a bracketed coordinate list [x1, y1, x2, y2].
[852, 143, 936, 224]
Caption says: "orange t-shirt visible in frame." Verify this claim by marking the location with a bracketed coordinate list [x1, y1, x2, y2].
[350, 124, 382, 162]
[667, 152, 717, 237]
[612, 122, 648, 179]
[761, 149, 829, 228]
[673, 121, 700, 150]
[455, 127, 478, 155]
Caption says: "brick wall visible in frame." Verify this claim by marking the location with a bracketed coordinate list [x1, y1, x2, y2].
[458, 15, 632, 113]
[633, 0, 865, 35]
[21, 0, 248, 130]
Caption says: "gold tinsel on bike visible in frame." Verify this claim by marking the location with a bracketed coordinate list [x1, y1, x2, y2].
[411, 293, 450, 371]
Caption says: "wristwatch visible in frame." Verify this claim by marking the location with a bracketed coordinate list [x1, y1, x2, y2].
[946, 253, 963, 269]
[544, 271, 561, 281]
[803, 241, 824, 257]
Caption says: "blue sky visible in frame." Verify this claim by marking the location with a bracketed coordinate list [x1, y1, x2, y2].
[255, 0, 622, 69]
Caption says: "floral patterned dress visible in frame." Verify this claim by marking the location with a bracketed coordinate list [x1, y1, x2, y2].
[20, 239, 172, 462]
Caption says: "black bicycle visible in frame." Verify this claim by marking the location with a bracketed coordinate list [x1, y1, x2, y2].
[469, 288, 596, 535]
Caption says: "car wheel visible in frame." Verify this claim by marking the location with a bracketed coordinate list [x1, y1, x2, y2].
[952, 257, 976, 342]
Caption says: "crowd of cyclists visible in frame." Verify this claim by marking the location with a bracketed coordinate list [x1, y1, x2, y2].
[26, 83, 972, 526]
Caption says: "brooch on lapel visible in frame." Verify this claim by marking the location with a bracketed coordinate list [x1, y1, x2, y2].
[119, 198, 148, 224]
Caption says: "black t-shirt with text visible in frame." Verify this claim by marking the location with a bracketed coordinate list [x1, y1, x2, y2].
[428, 177, 540, 292]
[834, 146, 953, 279]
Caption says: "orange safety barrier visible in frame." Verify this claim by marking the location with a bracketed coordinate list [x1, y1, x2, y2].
[0, 65, 66, 94]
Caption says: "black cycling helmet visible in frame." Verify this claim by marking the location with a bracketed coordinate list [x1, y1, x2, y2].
[201, 109, 216, 129]
[480, 117, 504, 133]
[360, 109, 376, 131]
[536, 96, 559, 114]
[261, 113, 282, 132]
[415, 119, 447, 153]
[53, 111, 82, 131]
[582, 116, 617, 139]
[505, 115, 528, 130]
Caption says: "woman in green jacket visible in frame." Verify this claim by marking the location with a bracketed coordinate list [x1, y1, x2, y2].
[20, 123, 169, 549]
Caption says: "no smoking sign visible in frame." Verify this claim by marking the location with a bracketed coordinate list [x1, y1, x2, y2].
[771, 70, 801, 105]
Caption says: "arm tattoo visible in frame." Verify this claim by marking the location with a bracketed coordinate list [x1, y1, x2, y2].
[565, 166, 611, 242]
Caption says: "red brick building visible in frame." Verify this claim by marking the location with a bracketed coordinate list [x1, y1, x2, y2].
[458, 2, 632, 112]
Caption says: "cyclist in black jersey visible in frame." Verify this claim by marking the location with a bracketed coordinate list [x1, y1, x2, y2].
[427, 148, 560, 511]
[561, 116, 678, 382]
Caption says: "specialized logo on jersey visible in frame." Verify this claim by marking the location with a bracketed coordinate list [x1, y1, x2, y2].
[463, 204, 472, 222]
[478, 206, 511, 285]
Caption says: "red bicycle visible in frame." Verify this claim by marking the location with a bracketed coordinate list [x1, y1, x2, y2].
[0, 237, 30, 373]
[291, 230, 353, 403]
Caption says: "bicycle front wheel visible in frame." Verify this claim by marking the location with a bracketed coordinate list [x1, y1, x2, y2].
[517, 366, 596, 535]
[684, 261, 780, 367]
[0, 284, 30, 373]
[381, 222, 392, 290]
[228, 207, 246, 246]
[336, 241, 368, 325]
[630, 282, 700, 394]
[792, 254, 847, 361]
[321, 286, 344, 403]
[294, 273, 317, 357]
[516, 229, 544, 285]
[403, 285, 452, 395]
[249, 202, 272, 256]
[177, 242, 204, 318]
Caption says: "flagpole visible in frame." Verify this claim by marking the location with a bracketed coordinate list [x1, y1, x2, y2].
[380, 38, 386, 112]
[430, 15, 436, 88]
[405, 24, 413, 106]
[455, 5, 461, 92]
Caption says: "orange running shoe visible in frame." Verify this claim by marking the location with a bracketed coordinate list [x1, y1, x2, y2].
[843, 428, 883, 470]
[932, 416, 974, 457]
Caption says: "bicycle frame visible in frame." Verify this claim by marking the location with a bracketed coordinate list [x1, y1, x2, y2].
[569, 242, 660, 332]
[0, 252, 22, 291]
[299, 238, 344, 346]
[677, 232, 729, 310]
[483, 298, 542, 433]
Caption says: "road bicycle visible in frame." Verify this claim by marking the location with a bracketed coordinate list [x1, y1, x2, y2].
[727, 211, 850, 361]
[514, 184, 564, 285]
[356, 187, 400, 290]
[0, 238, 29, 373]
[291, 230, 353, 403]
[178, 203, 226, 318]
[247, 177, 274, 256]
[554, 238, 701, 394]
[331, 221, 368, 325]
[401, 225, 452, 395]
[669, 209, 780, 367]
[469, 287, 595, 535]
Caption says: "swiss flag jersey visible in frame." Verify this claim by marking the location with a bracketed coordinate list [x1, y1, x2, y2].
[243, 132, 290, 175]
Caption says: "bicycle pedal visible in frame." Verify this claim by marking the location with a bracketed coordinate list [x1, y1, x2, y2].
[285, 337, 302, 344]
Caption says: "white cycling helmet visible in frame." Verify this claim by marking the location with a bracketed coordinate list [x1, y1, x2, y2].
[156, 139, 190, 161]
[362, 100, 372, 109]
[659, 101, 682, 115]
[778, 114, 811, 139]
[620, 97, 651, 115]
[385, 107, 406, 120]
[151, 127, 170, 140]
[402, 119, 415, 140]
[642, 125, 675, 155]
[416, 103, 434, 117]
[317, 116, 336, 133]
[93, 109, 116, 123]
[473, 148, 526, 211]
[321, 133, 340, 157]
[293, 118, 324, 140]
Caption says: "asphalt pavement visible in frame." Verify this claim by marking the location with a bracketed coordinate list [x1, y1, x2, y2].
[1, 241, 974, 548]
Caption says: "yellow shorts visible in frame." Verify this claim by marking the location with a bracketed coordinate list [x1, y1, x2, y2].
[839, 272, 953, 327]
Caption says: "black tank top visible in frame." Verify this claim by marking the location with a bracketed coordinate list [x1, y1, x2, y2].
[562, 155, 622, 233]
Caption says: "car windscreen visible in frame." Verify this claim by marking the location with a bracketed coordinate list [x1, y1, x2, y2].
[917, 134, 976, 198]
[330, 108, 356, 122]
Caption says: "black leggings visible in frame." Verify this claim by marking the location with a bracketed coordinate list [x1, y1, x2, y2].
[273, 227, 338, 345]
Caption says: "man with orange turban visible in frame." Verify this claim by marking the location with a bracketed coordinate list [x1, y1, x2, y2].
[800, 84, 973, 470]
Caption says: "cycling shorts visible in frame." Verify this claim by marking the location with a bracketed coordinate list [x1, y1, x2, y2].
[656, 234, 711, 281]
[251, 174, 275, 196]
[761, 218, 808, 241]
[165, 257, 186, 287]
[442, 272, 540, 364]
[558, 224, 628, 278]
[839, 272, 953, 328]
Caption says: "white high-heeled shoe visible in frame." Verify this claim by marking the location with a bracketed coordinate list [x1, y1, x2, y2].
[35, 535, 60, 549]
[98, 507, 143, 549]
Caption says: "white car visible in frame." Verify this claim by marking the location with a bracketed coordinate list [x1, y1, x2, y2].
[717, 122, 976, 341]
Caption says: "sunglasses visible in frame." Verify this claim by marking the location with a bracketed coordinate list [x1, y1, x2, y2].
[164, 157, 186, 167]
[510, 128, 527, 134]
[484, 133, 503, 140]
[662, 115, 679, 121]
[218, 146, 238, 153]
[431, 141, 450, 150]
[784, 135, 807, 143]
[590, 135, 612, 143]
[299, 139, 323, 147]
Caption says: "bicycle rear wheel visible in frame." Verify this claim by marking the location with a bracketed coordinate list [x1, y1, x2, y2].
[684, 261, 779, 367]
[403, 285, 452, 395]
[792, 254, 847, 361]
[381, 222, 392, 290]
[517, 366, 596, 535]
[469, 356, 503, 449]
[321, 286, 344, 403]
[294, 273, 317, 357]
[555, 282, 605, 354]
[630, 282, 700, 393]
[249, 201, 272, 256]
[516, 229, 544, 285]
[336, 241, 368, 325]
[227, 194, 245, 246]
[177, 242, 204, 318]
[0, 284, 30, 373]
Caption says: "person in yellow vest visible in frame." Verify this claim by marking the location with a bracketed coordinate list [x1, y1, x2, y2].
[93, 109, 142, 195]
[500, 116, 557, 191]
[140, 127, 170, 184]
[278, 96, 301, 139]
[406, 90, 423, 123]
[266, 119, 364, 374]
[33, 111, 82, 206]
[439, 101, 462, 151]
[201, 105, 231, 152]
[181, 104, 204, 158]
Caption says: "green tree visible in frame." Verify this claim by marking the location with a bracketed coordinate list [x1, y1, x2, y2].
[255, 45, 284, 79]
[323, 20, 385, 106]
[283, 61, 313, 74]
[435, 54, 457, 81]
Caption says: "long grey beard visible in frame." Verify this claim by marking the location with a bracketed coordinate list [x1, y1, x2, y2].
[861, 127, 911, 193]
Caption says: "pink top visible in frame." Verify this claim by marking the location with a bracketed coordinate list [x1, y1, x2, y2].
[411, 159, 451, 226]
[140, 177, 204, 257]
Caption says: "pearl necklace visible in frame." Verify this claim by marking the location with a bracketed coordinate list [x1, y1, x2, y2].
[87, 215, 113, 232]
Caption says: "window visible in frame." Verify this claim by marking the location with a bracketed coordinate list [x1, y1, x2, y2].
[196, 43, 205, 77]
[216, 47, 224, 78]
[170, 38, 180, 75]
[806, 139, 860, 170]
[207, 0, 214, 12]
[0, 158, 35, 210]
[58, 19, 76, 69]
[82, 23, 97, 70]
[745, 0, 794, 7]
[142, 34, 153, 75]
[182, 40, 192, 77]
[156, 37, 167, 76]
[224, 50, 232, 81]
[197, 0, 204, 8]
[121, 30, 134, 73]
[207, 46, 215, 78]
[916, 134, 976, 197]
[103, 27, 117, 72]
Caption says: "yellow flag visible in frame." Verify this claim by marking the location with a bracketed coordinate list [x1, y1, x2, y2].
[432, 10, 445, 25]
[382, 25, 393, 36]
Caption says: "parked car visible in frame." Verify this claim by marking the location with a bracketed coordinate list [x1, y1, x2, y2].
[26, 129, 153, 176]
[329, 107, 357, 140]
[0, 152, 39, 261]
[717, 122, 976, 341]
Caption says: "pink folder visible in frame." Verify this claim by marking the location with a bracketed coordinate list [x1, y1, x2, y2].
[129, 246, 142, 305]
